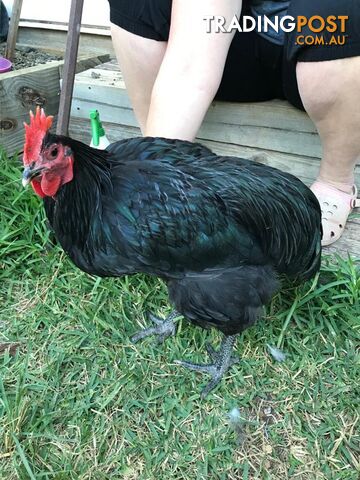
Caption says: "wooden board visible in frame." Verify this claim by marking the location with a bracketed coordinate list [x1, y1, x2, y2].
[71, 61, 359, 178]
[0, 53, 109, 155]
[56, 0, 85, 136]
[0, 60, 62, 153]
[71, 62, 324, 159]
[4, 0, 23, 61]
[69, 117, 360, 260]
[17, 27, 114, 56]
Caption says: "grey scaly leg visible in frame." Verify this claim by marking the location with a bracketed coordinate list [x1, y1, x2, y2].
[131, 310, 180, 344]
[175, 334, 239, 398]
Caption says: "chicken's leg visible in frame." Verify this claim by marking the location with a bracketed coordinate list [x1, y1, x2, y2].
[131, 310, 180, 344]
[176, 335, 239, 398]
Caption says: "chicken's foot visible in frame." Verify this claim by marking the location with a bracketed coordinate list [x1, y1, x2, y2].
[175, 334, 238, 398]
[131, 310, 180, 344]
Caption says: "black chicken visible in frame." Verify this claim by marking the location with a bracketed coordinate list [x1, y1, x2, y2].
[22, 108, 322, 397]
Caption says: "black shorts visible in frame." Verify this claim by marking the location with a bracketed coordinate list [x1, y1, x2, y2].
[108, 0, 360, 110]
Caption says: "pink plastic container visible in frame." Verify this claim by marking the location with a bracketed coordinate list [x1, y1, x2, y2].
[0, 57, 12, 73]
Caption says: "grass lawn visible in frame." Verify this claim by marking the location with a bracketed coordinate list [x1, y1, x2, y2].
[0, 148, 359, 480]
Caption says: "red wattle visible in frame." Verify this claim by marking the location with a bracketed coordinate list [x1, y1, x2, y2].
[41, 175, 62, 197]
[31, 179, 46, 198]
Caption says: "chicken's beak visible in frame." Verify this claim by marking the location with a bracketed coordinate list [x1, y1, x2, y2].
[22, 165, 45, 187]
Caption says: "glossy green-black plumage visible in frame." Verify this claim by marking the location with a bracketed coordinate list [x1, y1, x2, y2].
[43, 135, 321, 335]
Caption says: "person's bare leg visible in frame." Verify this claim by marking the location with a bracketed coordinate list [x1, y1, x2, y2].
[297, 57, 360, 193]
[110, 24, 167, 133]
[296, 57, 360, 244]
[145, 0, 242, 140]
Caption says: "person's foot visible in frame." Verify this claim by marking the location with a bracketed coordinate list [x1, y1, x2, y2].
[311, 180, 360, 246]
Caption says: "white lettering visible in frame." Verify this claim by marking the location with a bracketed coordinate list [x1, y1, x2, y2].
[205, 14, 299, 35]
[263, 16, 279, 33]
[203, 15, 215, 34]
[227, 15, 242, 33]
[242, 16, 256, 33]
[214, 16, 227, 33]
[280, 15, 296, 32]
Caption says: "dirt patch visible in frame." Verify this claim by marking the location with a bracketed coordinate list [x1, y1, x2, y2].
[0, 343, 21, 356]
[0, 45, 62, 70]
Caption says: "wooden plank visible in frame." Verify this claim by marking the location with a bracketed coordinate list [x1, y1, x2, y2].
[72, 69, 323, 158]
[19, 21, 110, 36]
[68, 117, 359, 260]
[69, 117, 135, 144]
[198, 140, 360, 189]
[93, 59, 120, 71]
[74, 67, 125, 85]
[17, 27, 114, 56]
[74, 63, 318, 133]
[327, 216, 360, 259]
[4, 0, 23, 61]
[56, 0, 85, 136]
[72, 93, 323, 158]
[205, 100, 318, 133]
[70, 67, 359, 182]
[0, 53, 108, 155]
[0, 61, 62, 153]
[58, 54, 110, 77]
[71, 98, 135, 125]
[198, 121, 322, 158]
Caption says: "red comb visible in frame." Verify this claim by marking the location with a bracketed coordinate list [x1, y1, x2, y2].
[23, 106, 54, 165]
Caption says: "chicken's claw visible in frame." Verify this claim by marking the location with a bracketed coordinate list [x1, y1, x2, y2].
[131, 310, 180, 345]
[175, 334, 238, 398]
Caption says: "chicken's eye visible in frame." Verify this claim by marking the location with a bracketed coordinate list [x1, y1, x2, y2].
[49, 146, 58, 159]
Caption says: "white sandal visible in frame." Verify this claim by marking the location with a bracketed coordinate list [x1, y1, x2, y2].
[311, 181, 360, 246]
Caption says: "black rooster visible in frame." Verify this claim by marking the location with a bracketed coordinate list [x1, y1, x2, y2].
[22, 109, 321, 397]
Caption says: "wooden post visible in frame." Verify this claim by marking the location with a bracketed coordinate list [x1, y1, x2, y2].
[4, 0, 23, 62]
[56, 0, 85, 136]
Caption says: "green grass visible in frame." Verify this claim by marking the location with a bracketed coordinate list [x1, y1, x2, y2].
[0, 148, 359, 480]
